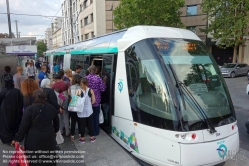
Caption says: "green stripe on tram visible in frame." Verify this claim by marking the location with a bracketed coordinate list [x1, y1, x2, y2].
[54, 52, 66, 56]
[70, 47, 118, 55]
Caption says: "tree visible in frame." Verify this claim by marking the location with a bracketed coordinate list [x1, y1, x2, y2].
[113, 0, 185, 30]
[201, 0, 249, 62]
[0, 32, 15, 38]
[36, 41, 47, 56]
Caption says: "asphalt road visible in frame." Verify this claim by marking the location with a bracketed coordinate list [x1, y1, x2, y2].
[223, 76, 249, 166]
[224, 76, 249, 151]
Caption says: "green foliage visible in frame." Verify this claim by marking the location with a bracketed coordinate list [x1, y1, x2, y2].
[36, 41, 47, 56]
[201, 0, 249, 48]
[113, 0, 185, 29]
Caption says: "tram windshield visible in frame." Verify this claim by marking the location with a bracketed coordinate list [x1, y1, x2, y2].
[153, 38, 235, 130]
[126, 38, 235, 131]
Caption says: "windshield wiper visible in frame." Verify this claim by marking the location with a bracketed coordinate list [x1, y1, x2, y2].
[179, 82, 217, 134]
[167, 61, 216, 134]
[167, 61, 186, 110]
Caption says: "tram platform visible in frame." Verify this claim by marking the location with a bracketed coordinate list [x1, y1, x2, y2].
[0, 128, 140, 166]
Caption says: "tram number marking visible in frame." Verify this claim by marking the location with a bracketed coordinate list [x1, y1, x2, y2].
[216, 132, 221, 137]
[167, 159, 179, 164]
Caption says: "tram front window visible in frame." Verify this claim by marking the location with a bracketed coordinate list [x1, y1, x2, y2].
[125, 38, 235, 131]
[154, 38, 235, 130]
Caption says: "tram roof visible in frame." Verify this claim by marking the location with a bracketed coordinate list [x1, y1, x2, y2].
[45, 26, 200, 56]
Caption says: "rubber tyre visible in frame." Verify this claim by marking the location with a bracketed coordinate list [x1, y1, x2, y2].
[230, 72, 235, 78]
[215, 162, 225, 166]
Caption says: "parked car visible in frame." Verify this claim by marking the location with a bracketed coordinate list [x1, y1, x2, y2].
[220, 63, 249, 78]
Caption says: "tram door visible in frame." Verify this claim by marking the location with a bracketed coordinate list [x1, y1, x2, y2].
[101, 54, 115, 134]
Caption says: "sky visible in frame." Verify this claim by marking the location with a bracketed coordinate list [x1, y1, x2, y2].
[0, 0, 63, 39]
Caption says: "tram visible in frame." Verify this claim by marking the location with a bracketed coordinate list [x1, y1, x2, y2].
[45, 26, 239, 166]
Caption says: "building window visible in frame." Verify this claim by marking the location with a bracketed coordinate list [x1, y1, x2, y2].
[91, 32, 94, 38]
[83, 0, 87, 9]
[85, 33, 89, 40]
[90, 0, 93, 4]
[84, 17, 88, 26]
[186, 26, 196, 33]
[91, 13, 93, 22]
[80, 20, 83, 28]
[187, 6, 197, 16]
[81, 35, 83, 41]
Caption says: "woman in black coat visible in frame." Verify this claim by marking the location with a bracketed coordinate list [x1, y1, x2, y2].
[0, 77, 23, 145]
[13, 89, 59, 166]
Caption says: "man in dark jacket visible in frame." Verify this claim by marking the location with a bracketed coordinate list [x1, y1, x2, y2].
[1, 66, 12, 90]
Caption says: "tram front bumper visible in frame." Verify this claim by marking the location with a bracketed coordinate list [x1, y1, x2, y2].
[180, 132, 239, 166]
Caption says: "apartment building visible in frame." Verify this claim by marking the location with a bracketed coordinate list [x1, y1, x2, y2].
[61, 0, 79, 45]
[45, 28, 52, 50]
[52, 28, 62, 49]
[52, 17, 63, 34]
[78, 0, 120, 41]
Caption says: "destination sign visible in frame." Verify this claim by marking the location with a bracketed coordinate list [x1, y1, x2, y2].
[154, 41, 169, 50]
[182, 43, 197, 51]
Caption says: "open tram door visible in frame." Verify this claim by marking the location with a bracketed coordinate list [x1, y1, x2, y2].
[101, 54, 115, 134]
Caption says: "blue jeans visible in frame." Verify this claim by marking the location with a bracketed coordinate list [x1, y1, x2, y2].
[92, 105, 100, 136]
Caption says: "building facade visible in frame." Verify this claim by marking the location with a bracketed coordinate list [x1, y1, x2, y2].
[52, 17, 63, 34]
[77, 0, 120, 41]
[45, 28, 52, 50]
[61, 0, 79, 45]
[52, 28, 62, 49]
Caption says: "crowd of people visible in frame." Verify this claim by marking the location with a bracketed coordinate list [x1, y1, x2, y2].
[0, 61, 108, 165]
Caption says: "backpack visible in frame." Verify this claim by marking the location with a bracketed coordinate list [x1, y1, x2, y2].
[80, 88, 92, 98]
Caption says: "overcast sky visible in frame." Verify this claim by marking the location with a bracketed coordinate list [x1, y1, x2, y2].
[0, 0, 63, 39]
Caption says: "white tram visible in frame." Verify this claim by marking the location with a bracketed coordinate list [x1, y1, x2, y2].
[45, 26, 239, 166]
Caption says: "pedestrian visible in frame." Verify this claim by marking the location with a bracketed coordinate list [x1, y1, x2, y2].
[64, 68, 73, 83]
[41, 78, 60, 112]
[25, 60, 29, 68]
[35, 60, 41, 73]
[21, 78, 39, 109]
[78, 78, 96, 143]
[0, 76, 23, 145]
[26, 62, 36, 79]
[74, 65, 83, 76]
[13, 66, 25, 90]
[53, 63, 60, 74]
[52, 73, 71, 136]
[37, 65, 47, 87]
[101, 68, 110, 125]
[85, 65, 107, 136]
[41, 78, 63, 148]
[68, 75, 82, 141]
[13, 89, 59, 166]
[1, 66, 12, 90]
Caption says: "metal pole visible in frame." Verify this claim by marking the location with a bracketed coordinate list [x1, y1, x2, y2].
[112, 10, 113, 32]
[6, 0, 12, 38]
[14, 20, 18, 38]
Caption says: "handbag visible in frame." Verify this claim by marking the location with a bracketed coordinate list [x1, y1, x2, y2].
[99, 107, 104, 124]
[68, 89, 85, 113]
[9, 142, 29, 166]
[56, 129, 64, 144]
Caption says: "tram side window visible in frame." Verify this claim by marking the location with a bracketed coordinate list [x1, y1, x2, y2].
[125, 39, 178, 131]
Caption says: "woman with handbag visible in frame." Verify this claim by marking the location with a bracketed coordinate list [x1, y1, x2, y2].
[68, 75, 82, 141]
[52, 73, 71, 136]
[78, 78, 96, 143]
[13, 89, 59, 166]
[0, 76, 23, 145]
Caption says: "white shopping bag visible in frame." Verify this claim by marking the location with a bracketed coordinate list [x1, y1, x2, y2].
[68, 90, 85, 113]
[56, 130, 64, 144]
[99, 107, 104, 124]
